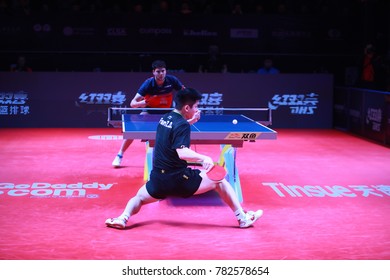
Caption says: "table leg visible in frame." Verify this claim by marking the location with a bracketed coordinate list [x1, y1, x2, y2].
[221, 145, 243, 202]
[144, 141, 153, 181]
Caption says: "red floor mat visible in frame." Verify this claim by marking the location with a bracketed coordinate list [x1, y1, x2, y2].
[0, 128, 389, 260]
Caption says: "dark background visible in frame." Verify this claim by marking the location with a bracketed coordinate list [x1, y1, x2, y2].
[0, 0, 389, 90]
[0, 0, 389, 145]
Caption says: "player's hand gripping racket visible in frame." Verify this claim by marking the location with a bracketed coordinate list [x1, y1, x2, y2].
[187, 162, 227, 181]
[206, 164, 227, 181]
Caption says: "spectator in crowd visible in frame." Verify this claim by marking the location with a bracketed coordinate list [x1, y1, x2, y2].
[231, 2, 243, 15]
[385, 50, 390, 91]
[254, 3, 265, 14]
[152, 0, 170, 14]
[360, 44, 378, 89]
[276, 2, 289, 14]
[257, 58, 280, 74]
[221, 63, 228, 73]
[179, 0, 193, 15]
[0, 0, 10, 14]
[14, 0, 32, 16]
[132, 2, 144, 13]
[10, 56, 32, 72]
[198, 44, 225, 73]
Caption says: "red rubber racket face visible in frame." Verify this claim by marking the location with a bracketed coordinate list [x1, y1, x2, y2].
[144, 93, 173, 108]
[206, 165, 227, 181]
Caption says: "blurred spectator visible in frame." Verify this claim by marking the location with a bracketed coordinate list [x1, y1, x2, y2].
[70, 0, 82, 13]
[152, 0, 170, 14]
[179, 0, 193, 15]
[360, 44, 377, 88]
[202, 1, 214, 14]
[221, 63, 229, 73]
[198, 45, 226, 73]
[276, 1, 289, 14]
[231, 2, 243, 15]
[385, 50, 390, 91]
[14, 0, 32, 16]
[257, 58, 280, 74]
[359, 43, 390, 90]
[254, 3, 265, 14]
[0, 0, 10, 14]
[206, 44, 222, 72]
[0, 0, 376, 16]
[297, 1, 311, 14]
[373, 48, 390, 91]
[132, 2, 144, 13]
[318, 1, 331, 15]
[10, 56, 32, 72]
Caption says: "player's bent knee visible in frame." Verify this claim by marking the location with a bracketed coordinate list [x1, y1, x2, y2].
[195, 178, 217, 195]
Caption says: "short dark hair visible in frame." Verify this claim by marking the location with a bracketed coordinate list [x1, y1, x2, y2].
[174, 88, 202, 110]
[152, 60, 166, 70]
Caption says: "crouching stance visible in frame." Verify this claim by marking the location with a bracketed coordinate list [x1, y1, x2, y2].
[105, 88, 262, 229]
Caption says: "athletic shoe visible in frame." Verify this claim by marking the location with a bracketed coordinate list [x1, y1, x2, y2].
[238, 210, 263, 228]
[105, 217, 127, 229]
[112, 154, 123, 167]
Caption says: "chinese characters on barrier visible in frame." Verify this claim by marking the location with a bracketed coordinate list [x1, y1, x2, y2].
[78, 91, 127, 105]
[268, 92, 319, 115]
[199, 92, 223, 114]
[0, 91, 30, 115]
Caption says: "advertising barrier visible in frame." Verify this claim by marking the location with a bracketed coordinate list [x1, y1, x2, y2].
[333, 87, 390, 146]
[0, 72, 333, 128]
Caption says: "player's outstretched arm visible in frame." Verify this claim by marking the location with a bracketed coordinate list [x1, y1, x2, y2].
[130, 93, 147, 108]
[176, 147, 213, 170]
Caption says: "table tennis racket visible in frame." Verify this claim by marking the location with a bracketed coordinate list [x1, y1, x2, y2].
[144, 93, 173, 108]
[206, 164, 227, 181]
[187, 162, 227, 181]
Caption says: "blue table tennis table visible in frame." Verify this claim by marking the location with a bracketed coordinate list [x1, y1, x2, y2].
[120, 112, 277, 202]
[122, 113, 276, 145]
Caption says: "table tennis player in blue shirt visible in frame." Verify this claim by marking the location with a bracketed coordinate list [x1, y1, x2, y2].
[112, 60, 187, 167]
[106, 88, 263, 229]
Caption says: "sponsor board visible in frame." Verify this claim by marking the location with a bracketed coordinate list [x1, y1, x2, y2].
[0, 91, 30, 116]
[263, 182, 390, 198]
[225, 133, 260, 140]
[268, 92, 319, 115]
[0, 182, 116, 198]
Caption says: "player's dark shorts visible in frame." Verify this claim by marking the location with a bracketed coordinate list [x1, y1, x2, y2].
[146, 167, 202, 199]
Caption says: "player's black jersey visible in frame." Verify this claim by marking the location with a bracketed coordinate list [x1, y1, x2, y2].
[153, 111, 190, 171]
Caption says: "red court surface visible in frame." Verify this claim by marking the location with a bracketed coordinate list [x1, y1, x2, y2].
[0, 128, 389, 260]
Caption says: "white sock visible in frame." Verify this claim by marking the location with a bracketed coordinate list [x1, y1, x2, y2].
[234, 209, 246, 220]
[119, 214, 129, 222]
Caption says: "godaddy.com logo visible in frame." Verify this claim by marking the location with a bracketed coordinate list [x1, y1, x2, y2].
[0, 182, 115, 198]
